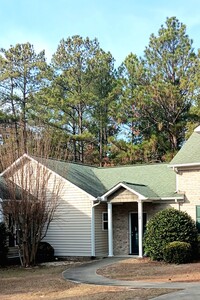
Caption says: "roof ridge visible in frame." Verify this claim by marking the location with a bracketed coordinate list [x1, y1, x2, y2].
[31, 155, 98, 168]
[97, 162, 167, 169]
[31, 155, 167, 169]
[122, 181, 147, 187]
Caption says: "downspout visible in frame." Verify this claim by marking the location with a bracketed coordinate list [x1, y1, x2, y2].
[173, 167, 182, 211]
[173, 166, 179, 193]
[175, 198, 181, 211]
[91, 200, 101, 257]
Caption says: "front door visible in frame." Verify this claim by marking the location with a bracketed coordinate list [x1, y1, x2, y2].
[130, 213, 147, 255]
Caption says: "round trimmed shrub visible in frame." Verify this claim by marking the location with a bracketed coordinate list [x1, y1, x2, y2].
[143, 208, 198, 261]
[36, 242, 54, 263]
[163, 241, 192, 264]
[0, 222, 8, 266]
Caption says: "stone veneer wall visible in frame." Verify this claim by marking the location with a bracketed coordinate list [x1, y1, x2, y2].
[112, 203, 136, 255]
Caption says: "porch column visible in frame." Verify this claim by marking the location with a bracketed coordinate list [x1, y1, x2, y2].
[138, 200, 143, 258]
[108, 202, 113, 257]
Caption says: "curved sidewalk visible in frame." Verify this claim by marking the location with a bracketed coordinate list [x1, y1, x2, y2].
[63, 257, 200, 299]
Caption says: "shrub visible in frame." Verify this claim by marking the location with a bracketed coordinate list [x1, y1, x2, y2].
[143, 208, 198, 261]
[36, 242, 54, 263]
[0, 222, 8, 266]
[163, 241, 192, 264]
[197, 234, 200, 258]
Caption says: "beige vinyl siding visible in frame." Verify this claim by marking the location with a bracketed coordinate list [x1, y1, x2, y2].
[43, 178, 93, 257]
[144, 202, 179, 221]
[176, 167, 200, 221]
[94, 203, 108, 256]
[109, 188, 138, 202]
[10, 159, 94, 257]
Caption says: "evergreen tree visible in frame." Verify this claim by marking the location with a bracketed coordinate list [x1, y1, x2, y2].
[0, 43, 47, 152]
[141, 17, 198, 156]
[50, 36, 100, 162]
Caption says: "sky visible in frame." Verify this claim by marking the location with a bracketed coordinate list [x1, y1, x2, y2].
[1, 0, 200, 66]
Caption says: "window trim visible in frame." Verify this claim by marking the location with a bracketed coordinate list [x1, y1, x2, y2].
[102, 212, 108, 231]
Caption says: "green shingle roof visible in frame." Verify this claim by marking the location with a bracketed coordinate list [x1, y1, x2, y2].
[121, 182, 159, 199]
[0, 177, 12, 199]
[94, 163, 179, 199]
[0, 177, 23, 200]
[170, 129, 200, 166]
[33, 157, 106, 197]
[33, 156, 180, 200]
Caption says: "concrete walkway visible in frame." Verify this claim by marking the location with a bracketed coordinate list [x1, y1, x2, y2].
[63, 257, 200, 299]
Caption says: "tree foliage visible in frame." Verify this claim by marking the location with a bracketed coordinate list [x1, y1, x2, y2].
[117, 53, 146, 144]
[50, 35, 101, 162]
[141, 17, 198, 154]
[0, 17, 200, 165]
[0, 43, 47, 152]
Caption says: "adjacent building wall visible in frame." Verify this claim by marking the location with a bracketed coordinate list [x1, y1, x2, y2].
[176, 167, 200, 221]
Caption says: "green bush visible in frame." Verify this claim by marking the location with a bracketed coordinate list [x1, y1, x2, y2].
[0, 222, 8, 266]
[163, 241, 192, 264]
[197, 234, 200, 258]
[36, 242, 54, 263]
[143, 208, 198, 261]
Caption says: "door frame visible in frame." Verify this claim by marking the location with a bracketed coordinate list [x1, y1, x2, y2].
[129, 211, 147, 255]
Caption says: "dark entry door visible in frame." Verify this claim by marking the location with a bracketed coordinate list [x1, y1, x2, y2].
[130, 213, 147, 255]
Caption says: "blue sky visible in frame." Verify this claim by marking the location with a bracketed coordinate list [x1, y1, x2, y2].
[1, 0, 200, 65]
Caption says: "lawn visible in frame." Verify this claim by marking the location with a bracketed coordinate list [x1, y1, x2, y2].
[0, 260, 177, 300]
[97, 257, 200, 282]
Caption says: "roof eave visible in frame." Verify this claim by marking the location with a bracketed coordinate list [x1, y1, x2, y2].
[101, 182, 148, 200]
[169, 162, 200, 168]
[0, 153, 32, 177]
[140, 195, 185, 202]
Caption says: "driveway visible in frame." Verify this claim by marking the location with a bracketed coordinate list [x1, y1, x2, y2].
[63, 257, 200, 299]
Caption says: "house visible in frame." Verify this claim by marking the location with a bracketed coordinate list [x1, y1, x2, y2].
[1, 126, 200, 258]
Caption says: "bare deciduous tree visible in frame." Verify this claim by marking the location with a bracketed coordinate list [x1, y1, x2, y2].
[0, 134, 64, 267]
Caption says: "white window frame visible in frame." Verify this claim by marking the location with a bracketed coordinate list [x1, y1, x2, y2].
[102, 212, 108, 231]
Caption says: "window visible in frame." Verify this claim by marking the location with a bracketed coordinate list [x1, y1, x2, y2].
[196, 206, 200, 232]
[102, 212, 108, 230]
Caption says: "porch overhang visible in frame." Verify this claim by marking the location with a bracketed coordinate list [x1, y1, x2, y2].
[99, 181, 160, 202]
[98, 181, 159, 258]
[95, 181, 184, 258]
[98, 181, 185, 203]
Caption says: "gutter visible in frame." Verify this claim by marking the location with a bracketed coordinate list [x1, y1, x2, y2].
[151, 197, 185, 204]
[169, 163, 200, 168]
